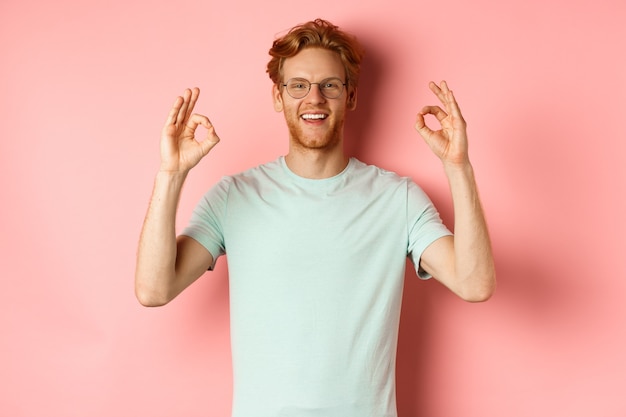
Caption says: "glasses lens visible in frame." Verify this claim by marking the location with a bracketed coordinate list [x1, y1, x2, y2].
[319, 78, 344, 99]
[286, 79, 310, 99]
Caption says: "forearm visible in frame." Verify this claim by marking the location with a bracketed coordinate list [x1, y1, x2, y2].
[135, 170, 188, 306]
[445, 161, 496, 301]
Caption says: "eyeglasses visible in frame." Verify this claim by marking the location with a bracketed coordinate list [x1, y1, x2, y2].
[282, 77, 346, 99]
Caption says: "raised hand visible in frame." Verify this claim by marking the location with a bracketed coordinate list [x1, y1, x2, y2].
[415, 81, 468, 167]
[160, 87, 220, 173]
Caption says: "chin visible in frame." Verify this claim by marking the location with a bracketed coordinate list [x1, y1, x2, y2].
[289, 125, 343, 152]
[292, 135, 341, 152]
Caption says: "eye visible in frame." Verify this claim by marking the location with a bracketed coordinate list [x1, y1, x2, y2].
[288, 79, 309, 90]
[321, 78, 343, 91]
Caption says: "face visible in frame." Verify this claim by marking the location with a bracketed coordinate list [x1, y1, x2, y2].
[272, 48, 357, 152]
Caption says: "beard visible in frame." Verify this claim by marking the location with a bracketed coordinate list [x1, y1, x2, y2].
[284, 113, 344, 152]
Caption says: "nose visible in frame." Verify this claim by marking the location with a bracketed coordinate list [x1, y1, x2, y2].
[306, 83, 327, 103]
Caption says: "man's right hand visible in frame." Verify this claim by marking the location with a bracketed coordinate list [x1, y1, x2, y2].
[160, 87, 220, 173]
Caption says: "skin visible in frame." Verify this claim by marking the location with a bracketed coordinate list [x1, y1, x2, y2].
[272, 47, 356, 179]
[415, 81, 496, 301]
[134, 88, 219, 306]
[135, 48, 495, 307]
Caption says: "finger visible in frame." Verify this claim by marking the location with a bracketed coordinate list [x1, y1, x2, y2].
[176, 88, 193, 126]
[192, 114, 221, 156]
[185, 87, 200, 121]
[420, 105, 448, 123]
[429, 81, 458, 120]
[414, 112, 434, 138]
[184, 113, 220, 147]
[429, 80, 442, 94]
[184, 113, 210, 131]
[200, 126, 221, 155]
[429, 81, 446, 103]
[437, 81, 465, 120]
[430, 80, 455, 108]
[445, 88, 464, 120]
[431, 80, 454, 107]
[165, 96, 184, 126]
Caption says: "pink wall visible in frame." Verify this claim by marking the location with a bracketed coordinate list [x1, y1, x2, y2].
[2, 0, 625, 415]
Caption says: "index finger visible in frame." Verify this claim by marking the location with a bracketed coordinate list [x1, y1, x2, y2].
[183, 113, 213, 137]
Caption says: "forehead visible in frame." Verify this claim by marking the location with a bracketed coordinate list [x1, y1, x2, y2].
[282, 48, 345, 80]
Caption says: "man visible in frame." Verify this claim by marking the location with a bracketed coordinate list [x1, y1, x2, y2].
[135, 18, 495, 417]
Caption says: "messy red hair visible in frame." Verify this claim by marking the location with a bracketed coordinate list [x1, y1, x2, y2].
[266, 19, 365, 89]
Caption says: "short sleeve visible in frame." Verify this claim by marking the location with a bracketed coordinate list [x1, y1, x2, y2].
[180, 177, 231, 269]
[406, 181, 453, 279]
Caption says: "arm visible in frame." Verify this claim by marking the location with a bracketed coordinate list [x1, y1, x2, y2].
[415, 81, 496, 302]
[135, 88, 220, 307]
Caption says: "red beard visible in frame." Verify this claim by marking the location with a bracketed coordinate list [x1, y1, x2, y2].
[284, 113, 344, 152]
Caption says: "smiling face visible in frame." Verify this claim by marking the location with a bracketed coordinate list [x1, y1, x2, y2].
[272, 48, 356, 153]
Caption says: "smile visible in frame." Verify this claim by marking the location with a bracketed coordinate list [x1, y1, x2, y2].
[301, 113, 328, 120]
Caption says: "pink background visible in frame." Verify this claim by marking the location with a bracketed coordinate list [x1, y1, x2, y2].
[2, 0, 625, 416]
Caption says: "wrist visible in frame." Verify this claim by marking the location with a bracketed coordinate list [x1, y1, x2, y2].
[155, 169, 189, 187]
[157, 166, 189, 177]
[443, 159, 473, 176]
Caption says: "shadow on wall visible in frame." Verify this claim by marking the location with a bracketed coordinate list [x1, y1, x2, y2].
[343, 37, 384, 159]
[393, 237, 594, 416]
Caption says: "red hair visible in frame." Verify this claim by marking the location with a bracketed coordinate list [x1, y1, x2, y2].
[267, 19, 365, 89]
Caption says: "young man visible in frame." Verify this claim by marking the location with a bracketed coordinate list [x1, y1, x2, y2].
[136, 18, 495, 417]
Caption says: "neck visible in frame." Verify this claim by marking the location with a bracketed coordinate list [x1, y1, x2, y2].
[284, 147, 349, 179]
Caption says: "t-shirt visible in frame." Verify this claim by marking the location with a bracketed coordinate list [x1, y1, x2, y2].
[182, 156, 452, 417]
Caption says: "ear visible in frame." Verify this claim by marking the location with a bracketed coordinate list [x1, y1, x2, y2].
[272, 84, 284, 112]
[346, 87, 358, 111]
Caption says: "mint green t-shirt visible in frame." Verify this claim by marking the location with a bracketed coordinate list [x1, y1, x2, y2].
[183, 157, 451, 417]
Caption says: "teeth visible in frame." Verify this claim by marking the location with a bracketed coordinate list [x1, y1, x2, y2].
[302, 114, 327, 120]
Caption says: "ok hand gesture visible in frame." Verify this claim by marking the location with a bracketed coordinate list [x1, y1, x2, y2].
[415, 81, 469, 167]
[160, 87, 220, 173]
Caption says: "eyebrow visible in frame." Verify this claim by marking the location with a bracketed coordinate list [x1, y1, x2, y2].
[286, 76, 345, 81]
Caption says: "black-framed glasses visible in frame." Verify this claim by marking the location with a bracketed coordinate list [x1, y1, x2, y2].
[282, 77, 346, 99]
